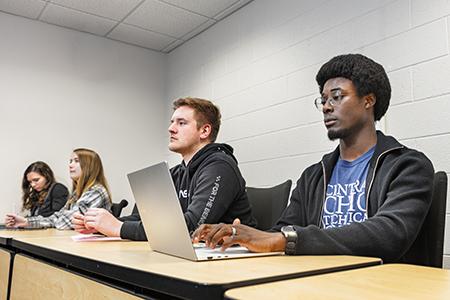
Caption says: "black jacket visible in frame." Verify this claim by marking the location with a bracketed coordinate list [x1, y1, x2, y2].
[120, 143, 256, 240]
[272, 131, 434, 263]
[30, 182, 69, 217]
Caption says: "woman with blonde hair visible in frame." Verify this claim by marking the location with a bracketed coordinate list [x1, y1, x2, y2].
[5, 148, 111, 229]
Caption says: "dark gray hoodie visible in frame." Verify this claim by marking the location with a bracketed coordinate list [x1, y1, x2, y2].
[120, 143, 256, 241]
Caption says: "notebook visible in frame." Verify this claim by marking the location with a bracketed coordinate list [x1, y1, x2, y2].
[127, 161, 283, 261]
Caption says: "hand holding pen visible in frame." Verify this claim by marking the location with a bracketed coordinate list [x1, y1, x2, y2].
[71, 206, 96, 233]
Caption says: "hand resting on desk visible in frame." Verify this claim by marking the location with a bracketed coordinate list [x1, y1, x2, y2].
[71, 212, 96, 234]
[71, 208, 122, 237]
[4, 213, 29, 228]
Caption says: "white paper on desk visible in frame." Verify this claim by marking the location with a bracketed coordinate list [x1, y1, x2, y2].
[71, 234, 122, 242]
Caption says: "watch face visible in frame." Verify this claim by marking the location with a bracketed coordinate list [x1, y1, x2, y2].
[282, 225, 297, 241]
[282, 225, 294, 234]
[281, 225, 294, 238]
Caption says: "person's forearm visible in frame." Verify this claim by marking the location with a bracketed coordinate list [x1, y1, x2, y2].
[120, 221, 147, 241]
[269, 232, 287, 252]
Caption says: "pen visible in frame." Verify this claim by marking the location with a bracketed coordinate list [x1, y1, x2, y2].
[78, 206, 86, 215]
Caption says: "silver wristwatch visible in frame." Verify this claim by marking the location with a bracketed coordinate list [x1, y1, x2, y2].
[281, 225, 298, 255]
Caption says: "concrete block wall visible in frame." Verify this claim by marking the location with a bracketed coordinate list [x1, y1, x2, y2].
[167, 0, 450, 267]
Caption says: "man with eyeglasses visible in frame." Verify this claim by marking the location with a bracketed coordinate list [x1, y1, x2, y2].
[193, 54, 435, 264]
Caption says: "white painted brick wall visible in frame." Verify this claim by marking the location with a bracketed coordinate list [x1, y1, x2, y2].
[217, 77, 288, 119]
[411, 0, 450, 26]
[220, 96, 322, 141]
[413, 55, 450, 100]
[413, 136, 450, 178]
[387, 96, 450, 139]
[167, 0, 450, 266]
[448, 15, 450, 43]
[389, 68, 413, 105]
[361, 19, 448, 72]
[230, 123, 335, 164]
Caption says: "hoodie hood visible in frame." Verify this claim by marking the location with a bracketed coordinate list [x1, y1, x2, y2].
[190, 142, 235, 164]
[174, 143, 237, 198]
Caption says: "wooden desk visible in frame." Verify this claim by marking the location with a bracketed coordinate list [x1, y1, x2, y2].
[0, 248, 11, 300]
[0, 228, 74, 246]
[224, 264, 450, 300]
[10, 254, 140, 299]
[0, 229, 81, 299]
[11, 235, 381, 299]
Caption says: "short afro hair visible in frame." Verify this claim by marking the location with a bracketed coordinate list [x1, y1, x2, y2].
[316, 54, 391, 121]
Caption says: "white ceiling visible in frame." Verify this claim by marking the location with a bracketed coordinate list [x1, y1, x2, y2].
[0, 0, 252, 53]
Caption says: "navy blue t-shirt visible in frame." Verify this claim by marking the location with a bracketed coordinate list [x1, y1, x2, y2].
[322, 147, 375, 229]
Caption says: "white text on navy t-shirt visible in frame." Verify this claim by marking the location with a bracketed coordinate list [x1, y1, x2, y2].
[322, 147, 375, 229]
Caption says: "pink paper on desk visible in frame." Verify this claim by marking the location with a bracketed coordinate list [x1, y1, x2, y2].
[71, 234, 122, 242]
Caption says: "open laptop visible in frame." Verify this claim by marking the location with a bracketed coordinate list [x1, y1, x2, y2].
[127, 161, 283, 261]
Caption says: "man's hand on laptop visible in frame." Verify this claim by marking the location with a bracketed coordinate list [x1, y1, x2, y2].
[192, 218, 286, 253]
[82, 208, 123, 237]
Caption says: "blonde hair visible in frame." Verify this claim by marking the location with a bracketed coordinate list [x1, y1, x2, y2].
[67, 148, 111, 206]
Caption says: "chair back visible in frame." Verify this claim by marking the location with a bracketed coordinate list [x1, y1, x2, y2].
[111, 199, 129, 218]
[404, 171, 447, 267]
[247, 180, 292, 231]
[424, 171, 448, 267]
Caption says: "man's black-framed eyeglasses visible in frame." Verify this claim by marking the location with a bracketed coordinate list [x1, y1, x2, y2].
[314, 89, 344, 111]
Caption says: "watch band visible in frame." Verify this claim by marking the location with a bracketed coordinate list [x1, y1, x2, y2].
[281, 225, 298, 255]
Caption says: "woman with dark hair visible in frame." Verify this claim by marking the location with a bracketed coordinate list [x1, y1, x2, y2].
[5, 148, 112, 229]
[22, 161, 69, 217]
